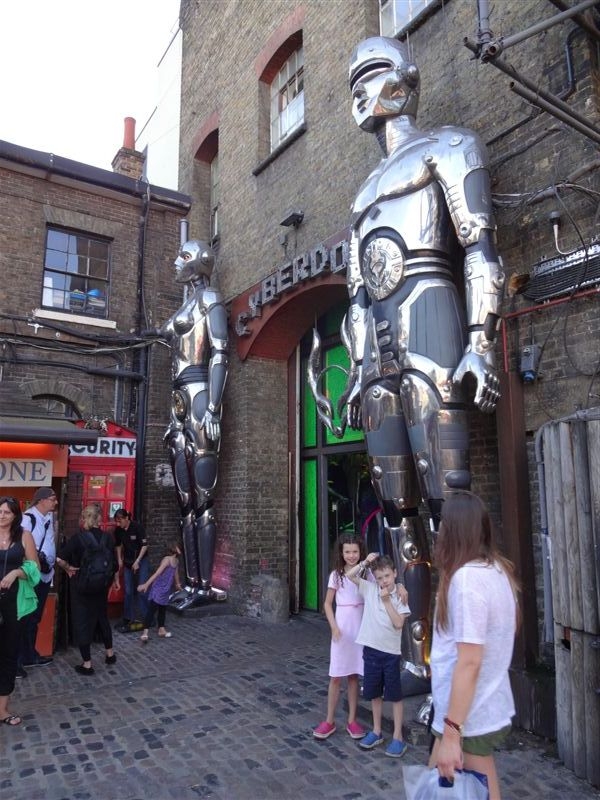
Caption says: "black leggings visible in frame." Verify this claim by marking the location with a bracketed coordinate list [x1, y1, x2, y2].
[79, 615, 113, 662]
[143, 600, 166, 629]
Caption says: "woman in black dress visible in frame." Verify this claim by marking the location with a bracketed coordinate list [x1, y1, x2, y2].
[56, 505, 119, 675]
[0, 496, 38, 725]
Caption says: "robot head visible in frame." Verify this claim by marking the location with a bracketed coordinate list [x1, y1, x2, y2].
[174, 240, 214, 284]
[349, 36, 420, 132]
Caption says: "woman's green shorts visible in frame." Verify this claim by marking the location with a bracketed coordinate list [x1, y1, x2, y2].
[433, 724, 511, 756]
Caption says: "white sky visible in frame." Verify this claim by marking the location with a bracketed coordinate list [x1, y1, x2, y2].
[0, 0, 181, 171]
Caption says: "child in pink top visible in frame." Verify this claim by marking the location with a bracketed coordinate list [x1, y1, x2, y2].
[313, 534, 368, 741]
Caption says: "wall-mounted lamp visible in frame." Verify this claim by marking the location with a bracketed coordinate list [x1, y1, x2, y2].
[279, 209, 304, 228]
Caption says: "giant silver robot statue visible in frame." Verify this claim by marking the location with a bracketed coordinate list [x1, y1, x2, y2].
[160, 239, 229, 610]
[310, 37, 504, 677]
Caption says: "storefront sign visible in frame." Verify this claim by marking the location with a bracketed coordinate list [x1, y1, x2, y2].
[236, 238, 349, 336]
[0, 459, 52, 487]
[69, 437, 137, 458]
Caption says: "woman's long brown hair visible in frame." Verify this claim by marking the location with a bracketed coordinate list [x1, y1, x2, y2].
[434, 491, 520, 632]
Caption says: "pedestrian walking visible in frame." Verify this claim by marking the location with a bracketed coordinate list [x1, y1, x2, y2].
[56, 505, 119, 675]
[113, 508, 149, 629]
[138, 541, 182, 642]
[428, 491, 519, 800]
[313, 534, 368, 741]
[347, 552, 410, 758]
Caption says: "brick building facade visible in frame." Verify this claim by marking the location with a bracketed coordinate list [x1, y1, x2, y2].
[0, 133, 190, 554]
[176, 0, 600, 741]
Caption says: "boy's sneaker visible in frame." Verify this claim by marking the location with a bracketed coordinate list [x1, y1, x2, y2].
[385, 739, 408, 758]
[358, 730, 384, 749]
[313, 721, 336, 739]
[346, 721, 366, 739]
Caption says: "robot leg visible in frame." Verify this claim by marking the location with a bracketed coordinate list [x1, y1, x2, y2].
[194, 507, 217, 594]
[362, 382, 431, 676]
[399, 372, 471, 531]
[386, 519, 431, 678]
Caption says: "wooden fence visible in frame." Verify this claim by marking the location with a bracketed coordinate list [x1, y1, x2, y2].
[542, 417, 600, 787]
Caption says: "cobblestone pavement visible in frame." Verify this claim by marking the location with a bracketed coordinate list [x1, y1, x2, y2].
[1, 610, 599, 800]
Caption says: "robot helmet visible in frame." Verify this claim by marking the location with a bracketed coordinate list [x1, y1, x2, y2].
[349, 36, 420, 131]
[174, 239, 214, 283]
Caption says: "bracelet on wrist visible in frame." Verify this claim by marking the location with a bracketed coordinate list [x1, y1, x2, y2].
[443, 716, 464, 736]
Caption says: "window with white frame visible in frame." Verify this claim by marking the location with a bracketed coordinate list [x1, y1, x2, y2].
[379, 0, 439, 37]
[42, 227, 110, 318]
[270, 46, 304, 151]
[210, 153, 219, 242]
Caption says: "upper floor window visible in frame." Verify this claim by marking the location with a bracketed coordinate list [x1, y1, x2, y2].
[42, 227, 110, 318]
[379, 0, 439, 37]
[32, 394, 80, 419]
[270, 45, 304, 151]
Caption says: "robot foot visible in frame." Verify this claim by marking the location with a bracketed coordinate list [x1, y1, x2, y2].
[415, 694, 433, 727]
[168, 586, 228, 611]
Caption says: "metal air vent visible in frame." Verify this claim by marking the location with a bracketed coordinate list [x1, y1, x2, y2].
[523, 240, 600, 302]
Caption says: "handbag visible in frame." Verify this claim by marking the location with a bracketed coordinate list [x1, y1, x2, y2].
[403, 766, 490, 800]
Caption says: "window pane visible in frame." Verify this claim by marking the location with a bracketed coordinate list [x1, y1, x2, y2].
[380, 0, 435, 36]
[45, 248, 68, 269]
[46, 229, 69, 251]
[89, 240, 108, 260]
[107, 474, 127, 496]
[89, 258, 108, 279]
[42, 226, 110, 318]
[270, 46, 305, 151]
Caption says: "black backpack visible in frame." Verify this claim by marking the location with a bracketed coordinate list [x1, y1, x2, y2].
[77, 530, 114, 595]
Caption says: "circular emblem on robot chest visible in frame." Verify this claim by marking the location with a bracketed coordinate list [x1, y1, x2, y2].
[173, 390, 187, 421]
[362, 237, 405, 300]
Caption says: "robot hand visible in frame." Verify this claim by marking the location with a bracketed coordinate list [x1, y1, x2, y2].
[345, 376, 362, 430]
[453, 349, 500, 413]
[163, 421, 183, 443]
[200, 409, 221, 441]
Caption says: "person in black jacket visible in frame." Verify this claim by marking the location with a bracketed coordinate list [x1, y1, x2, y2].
[113, 508, 149, 628]
[56, 505, 119, 675]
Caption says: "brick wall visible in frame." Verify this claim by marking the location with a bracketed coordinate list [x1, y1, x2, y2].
[177, 0, 600, 636]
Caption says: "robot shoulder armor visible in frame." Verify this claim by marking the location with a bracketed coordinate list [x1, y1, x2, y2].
[433, 126, 489, 167]
[202, 288, 223, 308]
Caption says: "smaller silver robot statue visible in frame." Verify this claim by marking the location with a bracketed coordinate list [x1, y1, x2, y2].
[160, 239, 229, 609]
[310, 37, 504, 679]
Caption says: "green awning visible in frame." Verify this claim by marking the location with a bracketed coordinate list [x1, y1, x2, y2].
[0, 417, 100, 445]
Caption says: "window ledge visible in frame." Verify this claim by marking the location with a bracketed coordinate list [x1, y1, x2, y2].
[253, 122, 307, 176]
[33, 308, 117, 329]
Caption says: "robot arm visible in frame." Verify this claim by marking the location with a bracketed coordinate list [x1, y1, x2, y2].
[202, 298, 229, 441]
[430, 131, 505, 411]
[344, 230, 369, 429]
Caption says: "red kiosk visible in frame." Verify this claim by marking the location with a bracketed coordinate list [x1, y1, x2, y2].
[69, 421, 137, 614]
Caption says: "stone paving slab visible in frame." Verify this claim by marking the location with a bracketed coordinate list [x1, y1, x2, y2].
[1, 611, 598, 800]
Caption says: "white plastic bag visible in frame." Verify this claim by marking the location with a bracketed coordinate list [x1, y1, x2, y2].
[403, 765, 489, 800]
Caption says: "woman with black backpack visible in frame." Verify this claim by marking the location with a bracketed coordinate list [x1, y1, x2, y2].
[56, 505, 119, 675]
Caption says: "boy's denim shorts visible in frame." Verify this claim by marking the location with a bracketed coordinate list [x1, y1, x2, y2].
[362, 645, 403, 702]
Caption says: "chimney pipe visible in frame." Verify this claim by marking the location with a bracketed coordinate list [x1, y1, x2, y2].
[179, 219, 189, 246]
[123, 117, 136, 150]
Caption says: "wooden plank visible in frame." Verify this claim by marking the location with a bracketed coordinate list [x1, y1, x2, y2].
[559, 423, 582, 630]
[554, 622, 574, 770]
[583, 631, 600, 787]
[543, 425, 561, 625]
[547, 424, 568, 625]
[586, 420, 600, 621]
[570, 630, 586, 778]
[572, 421, 599, 634]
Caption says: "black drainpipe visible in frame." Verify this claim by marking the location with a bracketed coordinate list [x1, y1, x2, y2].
[134, 186, 151, 522]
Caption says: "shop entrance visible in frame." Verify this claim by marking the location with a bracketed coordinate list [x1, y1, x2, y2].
[298, 305, 380, 611]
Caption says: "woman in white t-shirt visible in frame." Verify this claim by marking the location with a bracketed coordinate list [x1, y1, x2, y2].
[429, 491, 519, 800]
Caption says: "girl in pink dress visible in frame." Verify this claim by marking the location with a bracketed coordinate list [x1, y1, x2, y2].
[313, 534, 368, 740]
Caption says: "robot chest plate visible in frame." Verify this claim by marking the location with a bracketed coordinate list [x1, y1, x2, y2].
[362, 236, 405, 300]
